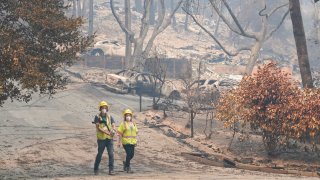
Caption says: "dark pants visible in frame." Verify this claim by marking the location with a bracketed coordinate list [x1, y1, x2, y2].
[123, 144, 135, 168]
[94, 139, 114, 171]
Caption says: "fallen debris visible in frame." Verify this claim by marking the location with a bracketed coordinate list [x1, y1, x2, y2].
[181, 152, 320, 177]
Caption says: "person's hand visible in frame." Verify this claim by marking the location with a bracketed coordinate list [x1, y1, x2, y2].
[110, 130, 116, 137]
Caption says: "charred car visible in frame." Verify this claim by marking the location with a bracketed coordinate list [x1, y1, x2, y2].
[105, 70, 182, 98]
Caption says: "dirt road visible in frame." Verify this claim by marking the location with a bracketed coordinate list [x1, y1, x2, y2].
[0, 78, 317, 179]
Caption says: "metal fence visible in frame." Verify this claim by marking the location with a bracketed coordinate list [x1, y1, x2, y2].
[80, 55, 125, 70]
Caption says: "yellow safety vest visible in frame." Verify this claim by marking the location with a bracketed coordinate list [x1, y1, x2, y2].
[117, 121, 138, 145]
[96, 114, 113, 140]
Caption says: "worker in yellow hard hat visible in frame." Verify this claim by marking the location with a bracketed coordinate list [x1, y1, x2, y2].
[117, 108, 138, 173]
[93, 101, 116, 175]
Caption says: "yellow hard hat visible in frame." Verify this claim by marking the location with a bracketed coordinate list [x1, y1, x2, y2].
[99, 101, 109, 110]
[123, 108, 133, 116]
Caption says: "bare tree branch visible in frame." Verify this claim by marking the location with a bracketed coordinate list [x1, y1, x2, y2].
[132, 0, 151, 68]
[266, 9, 290, 40]
[219, 0, 257, 39]
[138, 1, 151, 40]
[213, 0, 223, 36]
[143, 0, 183, 56]
[142, 0, 166, 56]
[268, 3, 289, 17]
[110, 0, 183, 71]
[184, 7, 250, 56]
[259, 5, 268, 17]
[110, 0, 135, 40]
[207, 0, 257, 40]
[156, 0, 166, 28]
[185, 0, 289, 75]
[159, 0, 183, 32]
[207, 0, 243, 37]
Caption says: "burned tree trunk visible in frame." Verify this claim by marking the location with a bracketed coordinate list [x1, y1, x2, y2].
[171, 0, 177, 27]
[204, 112, 214, 139]
[289, 0, 313, 88]
[184, 12, 189, 31]
[184, 0, 190, 31]
[135, 0, 143, 13]
[111, 0, 182, 70]
[191, 110, 195, 138]
[185, 0, 289, 75]
[76, 0, 81, 17]
[88, 0, 93, 36]
[72, 0, 77, 17]
[315, 3, 320, 44]
[149, 0, 156, 25]
[82, 0, 88, 17]
[125, 0, 132, 68]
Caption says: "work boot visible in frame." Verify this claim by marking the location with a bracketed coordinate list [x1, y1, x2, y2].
[127, 167, 133, 173]
[123, 161, 127, 171]
[94, 169, 99, 175]
[109, 170, 115, 175]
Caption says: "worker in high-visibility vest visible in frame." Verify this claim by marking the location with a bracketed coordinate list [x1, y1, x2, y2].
[93, 101, 116, 175]
[117, 108, 138, 173]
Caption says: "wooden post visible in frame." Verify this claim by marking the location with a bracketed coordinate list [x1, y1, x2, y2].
[139, 94, 142, 112]
[122, 57, 125, 70]
[85, 55, 87, 67]
[173, 59, 176, 78]
[105, 55, 108, 69]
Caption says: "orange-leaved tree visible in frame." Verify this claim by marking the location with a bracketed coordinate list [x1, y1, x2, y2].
[0, 0, 91, 106]
[216, 62, 301, 152]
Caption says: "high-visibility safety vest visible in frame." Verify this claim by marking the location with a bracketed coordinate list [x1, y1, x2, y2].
[117, 121, 138, 145]
[96, 114, 113, 140]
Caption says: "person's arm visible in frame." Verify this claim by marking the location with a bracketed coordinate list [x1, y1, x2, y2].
[135, 124, 138, 146]
[96, 124, 110, 135]
[94, 116, 110, 135]
[111, 116, 116, 130]
[135, 122, 138, 135]
[117, 122, 124, 147]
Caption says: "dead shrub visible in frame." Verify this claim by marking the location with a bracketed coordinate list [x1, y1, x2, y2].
[216, 62, 320, 154]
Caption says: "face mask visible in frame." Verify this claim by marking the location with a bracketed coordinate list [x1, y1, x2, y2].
[125, 116, 132, 121]
[101, 109, 107, 114]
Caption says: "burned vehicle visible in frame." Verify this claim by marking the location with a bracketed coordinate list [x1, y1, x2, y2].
[187, 79, 220, 103]
[105, 70, 157, 96]
[186, 79, 219, 94]
[83, 39, 124, 57]
[216, 75, 242, 92]
[105, 70, 183, 99]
